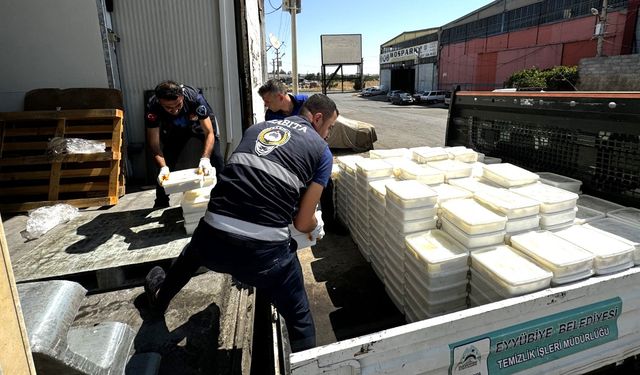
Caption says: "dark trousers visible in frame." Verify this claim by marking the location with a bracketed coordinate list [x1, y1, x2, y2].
[156, 221, 316, 352]
[155, 134, 224, 204]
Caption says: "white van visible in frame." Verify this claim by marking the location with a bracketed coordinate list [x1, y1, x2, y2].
[419, 90, 446, 103]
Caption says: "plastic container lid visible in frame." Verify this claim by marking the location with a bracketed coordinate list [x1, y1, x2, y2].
[404, 230, 469, 273]
[336, 155, 365, 174]
[470, 162, 486, 178]
[576, 194, 624, 214]
[511, 183, 579, 213]
[369, 148, 410, 159]
[386, 196, 437, 221]
[367, 178, 395, 205]
[161, 168, 205, 194]
[539, 207, 577, 227]
[537, 172, 582, 193]
[607, 207, 640, 227]
[398, 164, 445, 185]
[385, 180, 438, 208]
[554, 225, 634, 274]
[474, 188, 540, 219]
[440, 199, 507, 235]
[355, 158, 393, 179]
[510, 230, 595, 285]
[427, 159, 473, 180]
[471, 245, 553, 296]
[440, 216, 505, 249]
[411, 146, 449, 163]
[505, 215, 539, 233]
[575, 205, 606, 224]
[448, 177, 501, 193]
[445, 146, 478, 163]
[585, 218, 640, 264]
[431, 184, 473, 205]
[482, 163, 540, 188]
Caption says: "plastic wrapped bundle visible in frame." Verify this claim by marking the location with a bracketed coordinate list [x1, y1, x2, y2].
[47, 137, 106, 154]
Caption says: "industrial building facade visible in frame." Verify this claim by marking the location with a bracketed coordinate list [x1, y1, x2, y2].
[380, 0, 639, 92]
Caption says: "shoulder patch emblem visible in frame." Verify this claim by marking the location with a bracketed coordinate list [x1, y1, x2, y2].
[255, 126, 291, 156]
[196, 105, 208, 117]
[146, 112, 157, 122]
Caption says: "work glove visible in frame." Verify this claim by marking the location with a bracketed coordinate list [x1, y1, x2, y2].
[157, 166, 170, 185]
[308, 210, 325, 242]
[198, 157, 214, 176]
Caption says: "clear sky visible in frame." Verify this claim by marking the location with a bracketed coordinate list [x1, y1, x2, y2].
[265, 0, 495, 75]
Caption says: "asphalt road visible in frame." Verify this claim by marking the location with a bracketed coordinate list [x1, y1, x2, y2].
[324, 92, 450, 150]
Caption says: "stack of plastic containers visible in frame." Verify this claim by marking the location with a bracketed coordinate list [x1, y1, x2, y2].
[607, 207, 640, 227]
[367, 178, 397, 281]
[397, 163, 444, 185]
[576, 194, 624, 216]
[511, 183, 579, 231]
[446, 146, 479, 163]
[335, 155, 364, 231]
[180, 186, 212, 234]
[439, 199, 507, 251]
[411, 146, 449, 164]
[404, 230, 469, 321]
[510, 231, 595, 285]
[554, 225, 635, 275]
[369, 148, 410, 159]
[586, 218, 640, 266]
[428, 160, 473, 181]
[382, 180, 439, 313]
[353, 159, 394, 261]
[474, 188, 540, 239]
[482, 163, 540, 188]
[431, 184, 473, 216]
[469, 245, 553, 307]
[536, 172, 582, 193]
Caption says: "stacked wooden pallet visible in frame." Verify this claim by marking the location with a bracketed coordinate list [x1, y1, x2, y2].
[0, 109, 125, 212]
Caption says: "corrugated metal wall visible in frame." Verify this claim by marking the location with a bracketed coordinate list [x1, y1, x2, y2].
[110, 0, 227, 181]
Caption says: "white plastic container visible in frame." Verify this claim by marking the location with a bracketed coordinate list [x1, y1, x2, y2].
[431, 184, 473, 205]
[469, 162, 486, 178]
[539, 207, 577, 227]
[404, 230, 469, 273]
[607, 207, 640, 227]
[576, 194, 624, 214]
[474, 188, 540, 219]
[448, 177, 500, 193]
[505, 215, 540, 233]
[398, 164, 445, 185]
[404, 277, 468, 305]
[368, 178, 396, 206]
[554, 225, 634, 275]
[336, 155, 364, 174]
[537, 172, 582, 193]
[161, 168, 204, 194]
[511, 182, 579, 213]
[356, 158, 393, 179]
[382, 157, 418, 178]
[439, 199, 507, 235]
[440, 216, 505, 249]
[385, 180, 438, 209]
[445, 146, 478, 163]
[482, 163, 540, 188]
[509, 230, 595, 285]
[585, 218, 640, 265]
[471, 245, 553, 297]
[544, 221, 574, 232]
[386, 213, 437, 234]
[574, 205, 606, 224]
[405, 258, 469, 289]
[181, 186, 212, 214]
[427, 159, 473, 180]
[411, 147, 449, 163]
[386, 197, 436, 221]
[369, 148, 410, 159]
[469, 268, 506, 302]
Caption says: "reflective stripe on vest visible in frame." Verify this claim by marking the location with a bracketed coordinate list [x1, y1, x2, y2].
[228, 152, 305, 190]
[203, 211, 289, 241]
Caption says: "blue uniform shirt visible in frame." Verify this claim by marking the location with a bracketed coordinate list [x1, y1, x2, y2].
[265, 94, 308, 121]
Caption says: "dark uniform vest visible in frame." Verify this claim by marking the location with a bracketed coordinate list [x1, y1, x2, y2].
[208, 116, 327, 228]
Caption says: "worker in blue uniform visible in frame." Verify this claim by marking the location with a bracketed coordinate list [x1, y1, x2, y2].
[258, 79, 308, 120]
[145, 80, 224, 208]
[144, 94, 339, 352]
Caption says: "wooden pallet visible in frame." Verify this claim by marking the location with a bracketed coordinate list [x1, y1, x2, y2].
[0, 109, 124, 212]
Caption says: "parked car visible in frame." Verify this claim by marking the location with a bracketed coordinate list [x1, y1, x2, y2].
[419, 90, 446, 104]
[390, 92, 415, 105]
[362, 86, 385, 97]
[412, 90, 428, 102]
[444, 91, 452, 105]
[386, 90, 403, 101]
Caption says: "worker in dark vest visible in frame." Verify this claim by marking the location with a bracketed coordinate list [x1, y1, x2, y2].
[145, 80, 224, 208]
[144, 94, 339, 352]
[258, 79, 308, 120]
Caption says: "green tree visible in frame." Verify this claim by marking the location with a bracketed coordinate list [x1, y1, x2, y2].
[543, 65, 578, 91]
[505, 67, 546, 89]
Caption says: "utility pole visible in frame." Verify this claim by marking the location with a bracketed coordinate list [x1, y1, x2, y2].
[284, 0, 301, 94]
[595, 0, 608, 57]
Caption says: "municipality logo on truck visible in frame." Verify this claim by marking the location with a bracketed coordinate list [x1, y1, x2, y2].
[452, 338, 489, 375]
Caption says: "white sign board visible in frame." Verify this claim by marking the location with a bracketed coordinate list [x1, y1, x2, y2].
[321, 34, 362, 65]
[380, 41, 438, 64]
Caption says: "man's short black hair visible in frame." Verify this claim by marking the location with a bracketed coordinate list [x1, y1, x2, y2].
[300, 94, 339, 119]
[154, 80, 184, 100]
[258, 79, 288, 96]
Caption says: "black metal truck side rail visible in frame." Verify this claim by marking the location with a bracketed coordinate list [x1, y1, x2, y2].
[445, 91, 640, 208]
